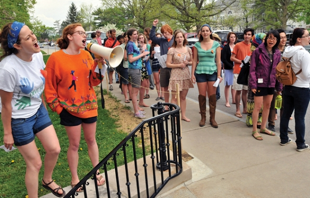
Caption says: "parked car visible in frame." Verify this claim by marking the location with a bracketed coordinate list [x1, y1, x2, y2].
[186, 37, 198, 48]
[304, 45, 310, 53]
[286, 33, 293, 46]
[235, 32, 244, 43]
[185, 32, 197, 39]
[49, 41, 55, 47]
[38, 42, 44, 48]
[86, 31, 107, 45]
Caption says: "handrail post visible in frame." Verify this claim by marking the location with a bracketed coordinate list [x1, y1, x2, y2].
[151, 102, 169, 171]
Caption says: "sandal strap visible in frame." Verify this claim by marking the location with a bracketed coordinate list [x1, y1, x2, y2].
[42, 179, 54, 186]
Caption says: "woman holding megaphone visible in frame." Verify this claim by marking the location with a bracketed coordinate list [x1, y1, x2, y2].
[45, 23, 106, 191]
[126, 29, 150, 119]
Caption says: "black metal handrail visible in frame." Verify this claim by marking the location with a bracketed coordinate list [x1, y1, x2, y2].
[64, 102, 182, 198]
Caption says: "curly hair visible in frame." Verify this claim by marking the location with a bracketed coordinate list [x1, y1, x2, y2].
[57, 23, 82, 49]
[0, 23, 21, 61]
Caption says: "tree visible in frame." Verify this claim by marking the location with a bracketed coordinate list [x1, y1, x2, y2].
[77, 3, 95, 31]
[0, 0, 36, 29]
[31, 17, 48, 41]
[161, 0, 237, 31]
[297, 0, 310, 25]
[60, 2, 78, 31]
[53, 20, 61, 36]
[100, 0, 164, 31]
[251, 0, 308, 30]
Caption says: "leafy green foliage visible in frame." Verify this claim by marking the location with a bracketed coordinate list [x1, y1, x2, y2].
[0, 0, 36, 29]
[251, 0, 308, 30]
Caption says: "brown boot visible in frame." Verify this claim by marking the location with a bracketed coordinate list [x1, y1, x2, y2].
[198, 95, 206, 127]
[209, 94, 218, 128]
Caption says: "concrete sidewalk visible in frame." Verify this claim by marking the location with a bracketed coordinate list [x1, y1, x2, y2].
[107, 81, 310, 198]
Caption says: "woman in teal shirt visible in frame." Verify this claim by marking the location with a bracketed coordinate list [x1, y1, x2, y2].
[191, 24, 223, 128]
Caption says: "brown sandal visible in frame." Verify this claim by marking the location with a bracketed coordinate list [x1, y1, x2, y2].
[42, 179, 66, 197]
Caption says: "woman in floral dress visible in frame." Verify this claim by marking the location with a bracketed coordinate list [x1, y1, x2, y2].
[166, 30, 194, 122]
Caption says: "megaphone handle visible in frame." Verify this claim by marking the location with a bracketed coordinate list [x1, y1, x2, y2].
[98, 69, 105, 109]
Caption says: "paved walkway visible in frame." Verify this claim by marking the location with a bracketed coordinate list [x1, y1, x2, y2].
[107, 80, 310, 198]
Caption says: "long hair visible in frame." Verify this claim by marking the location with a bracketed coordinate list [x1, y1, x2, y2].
[0, 23, 21, 61]
[290, 28, 306, 46]
[57, 23, 82, 49]
[126, 28, 137, 41]
[264, 30, 280, 53]
[144, 27, 151, 39]
[199, 25, 213, 42]
[172, 30, 188, 48]
[138, 33, 147, 44]
[226, 32, 237, 44]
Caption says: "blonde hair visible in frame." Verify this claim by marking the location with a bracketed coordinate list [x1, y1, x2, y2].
[138, 33, 147, 44]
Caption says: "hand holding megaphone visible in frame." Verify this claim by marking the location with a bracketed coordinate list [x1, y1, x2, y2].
[87, 43, 124, 68]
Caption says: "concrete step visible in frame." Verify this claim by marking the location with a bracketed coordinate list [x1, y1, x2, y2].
[41, 152, 191, 198]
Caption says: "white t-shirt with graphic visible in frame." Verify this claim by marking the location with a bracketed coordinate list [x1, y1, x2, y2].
[0, 52, 45, 118]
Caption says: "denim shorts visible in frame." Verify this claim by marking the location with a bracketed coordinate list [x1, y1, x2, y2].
[60, 109, 97, 126]
[195, 72, 217, 83]
[11, 104, 52, 146]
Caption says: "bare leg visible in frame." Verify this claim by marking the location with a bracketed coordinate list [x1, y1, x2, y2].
[153, 72, 161, 97]
[139, 79, 149, 107]
[65, 125, 82, 185]
[242, 89, 248, 113]
[131, 87, 140, 114]
[224, 85, 230, 107]
[180, 89, 190, 121]
[122, 83, 129, 100]
[260, 95, 274, 131]
[235, 90, 242, 115]
[36, 125, 63, 194]
[252, 96, 263, 133]
[17, 141, 42, 198]
[231, 87, 236, 104]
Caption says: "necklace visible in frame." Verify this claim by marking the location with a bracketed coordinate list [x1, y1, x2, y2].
[266, 48, 273, 63]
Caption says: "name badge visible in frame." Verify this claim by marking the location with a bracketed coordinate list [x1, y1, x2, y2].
[258, 78, 263, 83]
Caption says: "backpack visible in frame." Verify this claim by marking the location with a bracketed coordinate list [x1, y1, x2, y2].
[275, 57, 302, 86]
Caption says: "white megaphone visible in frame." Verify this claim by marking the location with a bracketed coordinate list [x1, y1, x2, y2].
[87, 43, 124, 69]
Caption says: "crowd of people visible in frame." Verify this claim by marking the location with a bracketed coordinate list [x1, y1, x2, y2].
[0, 19, 309, 197]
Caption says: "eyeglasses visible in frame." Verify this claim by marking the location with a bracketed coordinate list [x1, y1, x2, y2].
[302, 34, 310, 38]
[73, 31, 86, 36]
[267, 37, 277, 41]
[280, 36, 287, 40]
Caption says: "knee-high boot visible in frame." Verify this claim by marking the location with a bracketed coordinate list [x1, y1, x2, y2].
[198, 95, 206, 127]
[209, 94, 218, 128]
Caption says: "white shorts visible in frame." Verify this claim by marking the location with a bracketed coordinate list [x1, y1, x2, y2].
[233, 74, 248, 91]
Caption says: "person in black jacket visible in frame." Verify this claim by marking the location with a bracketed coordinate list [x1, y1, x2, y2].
[221, 32, 237, 107]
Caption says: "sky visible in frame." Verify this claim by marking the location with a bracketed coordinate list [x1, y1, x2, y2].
[33, 0, 102, 27]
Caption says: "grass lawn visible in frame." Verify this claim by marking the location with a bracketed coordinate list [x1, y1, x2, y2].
[0, 55, 144, 198]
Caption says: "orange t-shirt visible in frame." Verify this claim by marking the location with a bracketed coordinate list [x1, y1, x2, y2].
[45, 50, 103, 118]
[232, 41, 252, 74]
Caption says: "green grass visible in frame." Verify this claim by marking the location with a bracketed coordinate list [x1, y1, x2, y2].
[43, 55, 50, 63]
[41, 50, 47, 55]
[0, 98, 144, 198]
[0, 56, 145, 197]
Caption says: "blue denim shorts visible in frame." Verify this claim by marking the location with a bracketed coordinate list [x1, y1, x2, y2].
[11, 104, 52, 146]
[195, 72, 217, 83]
